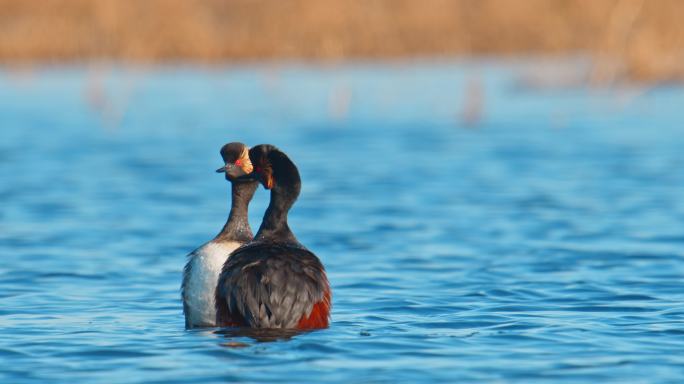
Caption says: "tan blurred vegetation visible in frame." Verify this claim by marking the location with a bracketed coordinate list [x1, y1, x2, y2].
[0, 0, 682, 81]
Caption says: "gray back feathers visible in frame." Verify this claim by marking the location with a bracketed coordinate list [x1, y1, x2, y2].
[215, 242, 329, 328]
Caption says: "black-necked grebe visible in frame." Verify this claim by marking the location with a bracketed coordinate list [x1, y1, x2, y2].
[215, 144, 331, 329]
[181, 142, 258, 329]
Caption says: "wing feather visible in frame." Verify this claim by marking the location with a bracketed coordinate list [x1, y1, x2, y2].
[215, 243, 329, 328]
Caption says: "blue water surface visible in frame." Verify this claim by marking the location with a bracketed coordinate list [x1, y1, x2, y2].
[2, 61, 684, 383]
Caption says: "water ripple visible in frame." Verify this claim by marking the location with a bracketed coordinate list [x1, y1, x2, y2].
[2, 63, 684, 383]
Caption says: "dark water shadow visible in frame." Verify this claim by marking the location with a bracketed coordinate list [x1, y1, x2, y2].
[213, 327, 307, 344]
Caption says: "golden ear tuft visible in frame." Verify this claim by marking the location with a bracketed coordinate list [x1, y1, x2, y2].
[238, 146, 253, 174]
[252, 148, 274, 189]
[261, 163, 274, 189]
[265, 174, 274, 189]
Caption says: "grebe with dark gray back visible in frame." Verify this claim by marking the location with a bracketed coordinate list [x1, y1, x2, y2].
[215, 144, 331, 329]
[181, 142, 258, 329]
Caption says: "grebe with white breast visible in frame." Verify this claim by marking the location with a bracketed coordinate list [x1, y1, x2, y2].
[181, 142, 257, 329]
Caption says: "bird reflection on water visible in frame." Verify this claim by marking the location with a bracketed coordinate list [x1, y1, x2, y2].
[214, 327, 306, 344]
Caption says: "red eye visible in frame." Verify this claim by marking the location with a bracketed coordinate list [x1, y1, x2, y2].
[235, 159, 242, 166]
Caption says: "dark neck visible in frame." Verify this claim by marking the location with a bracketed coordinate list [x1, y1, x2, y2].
[254, 151, 301, 245]
[215, 181, 258, 243]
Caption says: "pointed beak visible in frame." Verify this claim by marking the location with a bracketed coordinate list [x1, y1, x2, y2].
[217, 163, 254, 181]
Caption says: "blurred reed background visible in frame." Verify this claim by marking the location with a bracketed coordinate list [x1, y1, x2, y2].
[0, 0, 682, 83]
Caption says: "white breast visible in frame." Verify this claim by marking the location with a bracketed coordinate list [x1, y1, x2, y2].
[182, 241, 242, 328]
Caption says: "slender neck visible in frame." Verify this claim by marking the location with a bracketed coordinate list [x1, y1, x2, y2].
[254, 151, 301, 245]
[215, 181, 257, 243]
[254, 188, 298, 244]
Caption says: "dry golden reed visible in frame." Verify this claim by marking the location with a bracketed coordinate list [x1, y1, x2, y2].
[0, 0, 682, 81]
